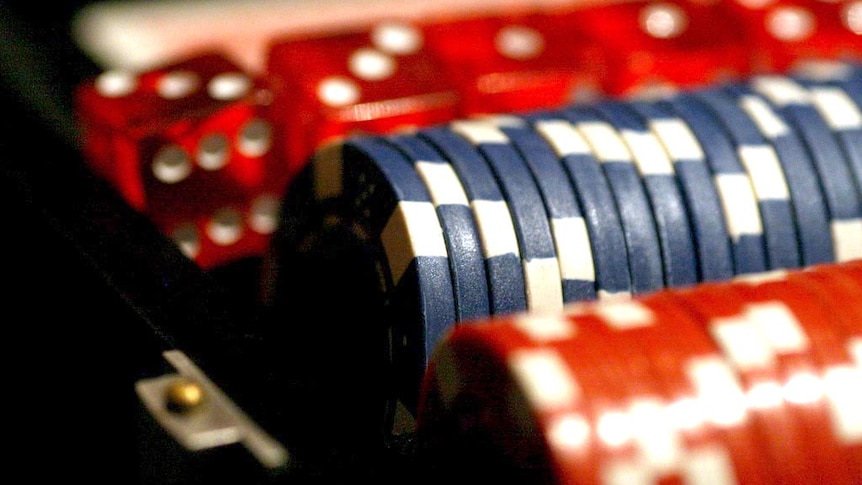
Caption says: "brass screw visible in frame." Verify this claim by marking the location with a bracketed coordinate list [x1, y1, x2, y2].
[165, 378, 205, 413]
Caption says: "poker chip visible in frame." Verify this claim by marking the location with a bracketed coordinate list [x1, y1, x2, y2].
[626, 99, 736, 283]
[483, 114, 597, 303]
[632, 293, 773, 485]
[669, 283, 813, 485]
[416, 264, 862, 484]
[693, 87, 801, 270]
[530, 113, 633, 299]
[749, 75, 862, 263]
[272, 63, 862, 441]
[561, 105, 665, 295]
[274, 135, 457, 416]
[661, 93, 769, 276]
[384, 133, 491, 322]
[418, 126, 528, 315]
[591, 99, 699, 288]
[792, 70, 862, 239]
[785, 267, 862, 479]
[726, 85, 835, 266]
[557, 311, 673, 485]
[733, 275, 858, 484]
[448, 119, 565, 313]
[417, 314, 594, 484]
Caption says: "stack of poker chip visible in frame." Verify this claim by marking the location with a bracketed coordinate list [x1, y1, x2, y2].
[270, 60, 862, 421]
[417, 261, 862, 484]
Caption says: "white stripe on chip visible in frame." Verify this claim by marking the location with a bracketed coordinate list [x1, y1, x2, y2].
[470, 200, 521, 259]
[714, 173, 764, 240]
[415, 161, 471, 206]
[382, 201, 448, 282]
[737, 145, 791, 201]
[508, 348, 579, 412]
[552, 217, 596, 282]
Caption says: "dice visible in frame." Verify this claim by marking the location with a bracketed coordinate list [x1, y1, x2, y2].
[76, 53, 284, 268]
[725, 0, 862, 72]
[559, 0, 753, 95]
[265, 21, 461, 176]
[421, 13, 605, 115]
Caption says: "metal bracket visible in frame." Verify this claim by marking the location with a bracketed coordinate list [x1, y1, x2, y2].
[136, 350, 289, 470]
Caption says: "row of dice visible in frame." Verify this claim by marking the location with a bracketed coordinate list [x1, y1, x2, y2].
[75, 0, 861, 269]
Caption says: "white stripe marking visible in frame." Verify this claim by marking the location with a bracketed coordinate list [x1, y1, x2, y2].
[552, 217, 596, 282]
[578, 121, 633, 162]
[630, 399, 682, 472]
[451, 120, 510, 144]
[513, 314, 576, 342]
[509, 349, 579, 411]
[595, 301, 655, 329]
[680, 447, 738, 485]
[710, 316, 776, 369]
[751, 76, 811, 106]
[621, 130, 675, 175]
[470, 200, 520, 258]
[602, 459, 653, 485]
[832, 219, 862, 262]
[810, 87, 862, 130]
[737, 145, 791, 200]
[523, 257, 565, 313]
[547, 414, 591, 451]
[415, 162, 470, 206]
[823, 366, 862, 443]
[382, 201, 447, 282]
[650, 119, 705, 161]
[745, 302, 809, 353]
[687, 358, 747, 426]
[714, 173, 764, 239]
[740, 95, 790, 139]
[535, 120, 592, 156]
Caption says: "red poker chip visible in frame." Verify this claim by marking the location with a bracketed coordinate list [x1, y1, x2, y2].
[780, 269, 862, 482]
[417, 318, 569, 485]
[804, 263, 862, 339]
[585, 295, 772, 485]
[642, 292, 775, 485]
[732, 275, 855, 485]
[668, 282, 813, 484]
[561, 306, 679, 485]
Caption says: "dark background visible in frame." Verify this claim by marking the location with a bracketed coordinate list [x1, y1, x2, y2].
[0, 3, 422, 483]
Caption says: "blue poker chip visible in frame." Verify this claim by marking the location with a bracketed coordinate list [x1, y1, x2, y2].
[693, 87, 801, 271]
[447, 119, 565, 313]
[791, 66, 862, 234]
[750, 75, 862, 263]
[722, 84, 835, 266]
[483, 114, 597, 302]
[273, 135, 458, 418]
[626, 99, 735, 283]
[384, 134, 491, 322]
[418, 126, 528, 315]
[528, 112, 633, 298]
[661, 93, 769, 276]
[590, 99, 699, 288]
[560, 105, 665, 295]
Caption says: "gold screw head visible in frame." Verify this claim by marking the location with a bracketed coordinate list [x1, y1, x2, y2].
[165, 378, 205, 413]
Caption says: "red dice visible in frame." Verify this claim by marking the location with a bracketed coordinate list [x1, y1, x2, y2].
[559, 0, 753, 95]
[725, 0, 862, 72]
[265, 21, 461, 176]
[76, 53, 284, 268]
[421, 13, 605, 115]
